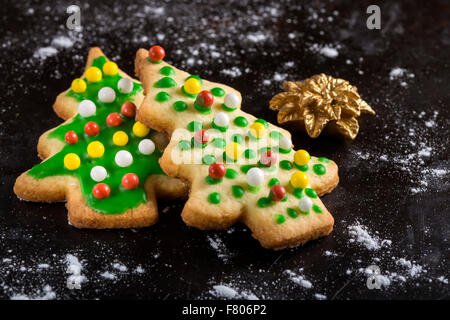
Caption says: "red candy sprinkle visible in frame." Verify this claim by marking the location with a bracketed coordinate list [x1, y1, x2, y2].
[270, 185, 286, 202]
[209, 163, 226, 180]
[122, 173, 139, 190]
[106, 113, 122, 127]
[64, 131, 78, 144]
[194, 129, 209, 144]
[260, 150, 278, 167]
[121, 101, 136, 118]
[148, 45, 165, 62]
[84, 121, 99, 136]
[195, 90, 214, 108]
[92, 183, 110, 199]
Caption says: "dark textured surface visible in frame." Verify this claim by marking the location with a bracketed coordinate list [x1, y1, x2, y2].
[0, 0, 449, 299]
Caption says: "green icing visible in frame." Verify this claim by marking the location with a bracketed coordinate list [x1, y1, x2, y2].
[28, 56, 168, 215]
[208, 192, 221, 204]
[231, 134, 244, 144]
[305, 188, 318, 198]
[300, 210, 310, 215]
[202, 154, 216, 165]
[287, 208, 299, 218]
[155, 91, 171, 102]
[181, 86, 197, 98]
[212, 121, 228, 132]
[194, 101, 212, 115]
[269, 131, 283, 140]
[257, 197, 271, 208]
[212, 138, 226, 149]
[244, 149, 256, 159]
[234, 116, 248, 127]
[295, 163, 309, 172]
[211, 87, 225, 97]
[318, 157, 331, 163]
[240, 165, 255, 174]
[178, 140, 191, 150]
[186, 75, 203, 85]
[313, 204, 323, 213]
[293, 188, 303, 199]
[225, 169, 238, 179]
[231, 185, 245, 198]
[154, 77, 177, 88]
[279, 160, 293, 170]
[222, 103, 237, 112]
[205, 176, 222, 185]
[313, 163, 326, 175]
[159, 66, 175, 76]
[192, 137, 208, 148]
[173, 101, 188, 112]
[187, 121, 202, 132]
[268, 178, 280, 187]
[274, 214, 286, 224]
[255, 119, 268, 128]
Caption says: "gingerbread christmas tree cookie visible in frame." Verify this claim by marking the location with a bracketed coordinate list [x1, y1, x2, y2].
[135, 46, 339, 249]
[14, 47, 187, 229]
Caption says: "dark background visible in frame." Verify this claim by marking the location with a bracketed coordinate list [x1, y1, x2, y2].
[0, 0, 449, 299]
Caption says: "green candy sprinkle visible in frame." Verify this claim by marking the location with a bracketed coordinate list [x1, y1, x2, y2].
[301, 210, 310, 215]
[279, 160, 293, 170]
[231, 134, 244, 144]
[232, 185, 245, 198]
[225, 169, 238, 179]
[155, 91, 171, 102]
[240, 165, 254, 174]
[205, 176, 222, 185]
[211, 87, 225, 97]
[178, 140, 191, 151]
[154, 77, 177, 88]
[208, 192, 221, 204]
[269, 131, 283, 140]
[275, 214, 286, 224]
[234, 116, 248, 127]
[268, 178, 280, 187]
[187, 121, 202, 132]
[202, 154, 216, 165]
[159, 66, 175, 76]
[295, 163, 309, 172]
[318, 157, 331, 163]
[173, 101, 188, 112]
[244, 149, 256, 159]
[212, 138, 226, 149]
[255, 119, 268, 128]
[257, 197, 271, 208]
[305, 188, 318, 198]
[313, 164, 326, 175]
[293, 188, 303, 199]
[313, 204, 323, 213]
[287, 208, 299, 218]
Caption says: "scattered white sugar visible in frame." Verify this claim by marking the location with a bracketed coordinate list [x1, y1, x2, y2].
[135, 266, 145, 274]
[112, 262, 128, 272]
[221, 66, 242, 78]
[284, 61, 294, 68]
[10, 285, 56, 300]
[348, 223, 385, 250]
[33, 47, 57, 60]
[437, 276, 448, 284]
[37, 263, 50, 269]
[66, 254, 86, 290]
[143, 6, 165, 16]
[247, 33, 267, 43]
[314, 293, 327, 300]
[51, 36, 74, 48]
[100, 271, 117, 280]
[263, 79, 271, 86]
[207, 235, 231, 262]
[209, 284, 259, 300]
[395, 258, 425, 278]
[389, 67, 406, 80]
[273, 72, 288, 82]
[324, 250, 338, 257]
[285, 269, 313, 288]
[309, 44, 339, 58]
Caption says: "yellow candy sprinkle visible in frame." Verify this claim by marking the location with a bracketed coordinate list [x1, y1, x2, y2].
[102, 61, 118, 76]
[249, 122, 266, 138]
[71, 78, 87, 93]
[113, 131, 129, 146]
[225, 142, 243, 160]
[133, 121, 150, 137]
[87, 141, 105, 158]
[290, 171, 309, 189]
[64, 153, 80, 170]
[85, 66, 102, 83]
[294, 149, 310, 166]
[184, 78, 201, 95]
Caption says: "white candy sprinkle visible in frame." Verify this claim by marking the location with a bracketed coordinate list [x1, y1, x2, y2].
[90, 166, 107, 182]
[117, 78, 134, 94]
[115, 150, 133, 167]
[299, 197, 313, 212]
[214, 112, 230, 127]
[224, 93, 240, 109]
[98, 87, 116, 103]
[246, 167, 264, 187]
[78, 100, 96, 117]
[279, 136, 292, 149]
[138, 139, 155, 155]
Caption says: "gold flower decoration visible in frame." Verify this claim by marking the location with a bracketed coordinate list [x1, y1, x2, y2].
[269, 73, 375, 139]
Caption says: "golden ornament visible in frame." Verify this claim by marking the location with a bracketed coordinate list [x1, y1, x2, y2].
[269, 74, 375, 139]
